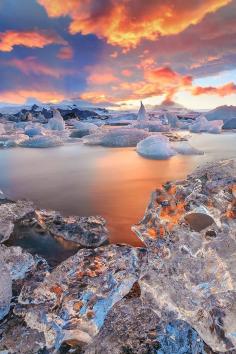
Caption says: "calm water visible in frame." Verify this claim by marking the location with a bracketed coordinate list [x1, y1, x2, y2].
[0, 132, 235, 246]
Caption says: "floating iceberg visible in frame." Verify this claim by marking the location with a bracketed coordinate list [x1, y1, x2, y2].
[24, 125, 45, 137]
[163, 112, 179, 128]
[137, 101, 147, 121]
[137, 135, 176, 159]
[100, 128, 149, 147]
[172, 141, 204, 155]
[70, 121, 98, 138]
[0, 134, 29, 148]
[189, 116, 223, 134]
[20, 135, 63, 148]
[46, 110, 65, 131]
[131, 120, 170, 132]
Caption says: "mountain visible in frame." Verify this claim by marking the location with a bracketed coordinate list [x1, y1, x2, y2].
[205, 105, 236, 122]
[153, 99, 186, 111]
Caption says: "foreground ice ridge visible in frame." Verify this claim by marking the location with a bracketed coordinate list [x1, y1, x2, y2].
[0, 159, 236, 353]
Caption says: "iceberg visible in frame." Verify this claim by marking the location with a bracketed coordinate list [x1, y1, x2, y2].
[46, 110, 65, 131]
[70, 121, 98, 138]
[100, 128, 149, 147]
[137, 135, 176, 159]
[131, 120, 170, 132]
[137, 101, 147, 121]
[189, 116, 223, 134]
[163, 112, 179, 128]
[24, 125, 45, 137]
[0, 134, 29, 148]
[20, 135, 63, 148]
[172, 141, 204, 155]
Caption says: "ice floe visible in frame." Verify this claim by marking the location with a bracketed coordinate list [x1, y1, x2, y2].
[189, 116, 223, 134]
[136, 135, 176, 159]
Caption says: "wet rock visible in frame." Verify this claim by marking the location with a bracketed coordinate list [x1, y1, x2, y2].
[133, 159, 236, 352]
[0, 200, 34, 243]
[35, 210, 109, 248]
[16, 245, 147, 351]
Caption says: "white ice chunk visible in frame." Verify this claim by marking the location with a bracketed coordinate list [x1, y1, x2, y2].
[20, 135, 63, 148]
[136, 135, 176, 159]
[172, 141, 204, 155]
[189, 116, 223, 134]
[46, 110, 65, 131]
[100, 128, 149, 147]
[69, 121, 98, 138]
[131, 120, 170, 132]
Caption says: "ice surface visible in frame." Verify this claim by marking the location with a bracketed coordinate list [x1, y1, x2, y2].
[131, 120, 170, 132]
[190, 116, 223, 134]
[137, 102, 147, 121]
[100, 128, 149, 147]
[172, 141, 204, 155]
[163, 112, 179, 128]
[46, 110, 65, 131]
[0, 259, 12, 320]
[0, 134, 29, 148]
[20, 135, 63, 148]
[136, 135, 176, 159]
[24, 125, 45, 137]
[70, 121, 98, 138]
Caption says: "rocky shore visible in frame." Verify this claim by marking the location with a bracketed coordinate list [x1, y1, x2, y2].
[0, 159, 235, 353]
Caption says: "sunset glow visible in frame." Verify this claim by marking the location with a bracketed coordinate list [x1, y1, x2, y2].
[0, 0, 236, 108]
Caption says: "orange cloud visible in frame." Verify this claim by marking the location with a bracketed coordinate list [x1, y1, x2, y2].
[87, 72, 118, 85]
[0, 89, 65, 104]
[80, 91, 116, 104]
[37, 0, 230, 48]
[0, 29, 66, 52]
[192, 82, 236, 96]
[57, 46, 74, 60]
[2, 57, 75, 78]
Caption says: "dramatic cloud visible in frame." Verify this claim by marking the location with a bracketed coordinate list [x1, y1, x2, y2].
[192, 82, 236, 96]
[0, 29, 66, 52]
[87, 71, 119, 85]
[1, 57, 75, 78]
[0, 89, 65, 104]
[37, 0, 230, 49]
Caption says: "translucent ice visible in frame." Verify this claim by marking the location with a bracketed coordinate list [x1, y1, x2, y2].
[137, 135, 176, 159]
[46, 110, 65, 131]
[20, 135, 63, 148]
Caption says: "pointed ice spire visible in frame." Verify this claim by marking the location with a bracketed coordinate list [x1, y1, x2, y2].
[137, 101, 147, 121]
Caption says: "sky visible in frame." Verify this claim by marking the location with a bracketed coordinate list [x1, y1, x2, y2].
[0, 0, 236, 109]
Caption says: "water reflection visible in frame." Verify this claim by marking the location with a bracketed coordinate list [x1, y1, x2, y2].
[0, 132, 235, 245]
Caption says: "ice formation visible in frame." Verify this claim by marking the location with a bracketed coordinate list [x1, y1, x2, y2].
[0, 259, 12, 320]
[70, 121, 98, 138]
[20, 135, 63, 148]
[131, 120, 170, 132]
[137, 101, 147, 121]
[46, 110, 65, 131]
[163, 112, 179, 128]
[136, 135, 176, 159]
[24, 125, 45, 137]
[189, 115, 223, 133]
[100, 128, 149, 147]
[0, 134, 29, 148]
[172, 141, 204, 155]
